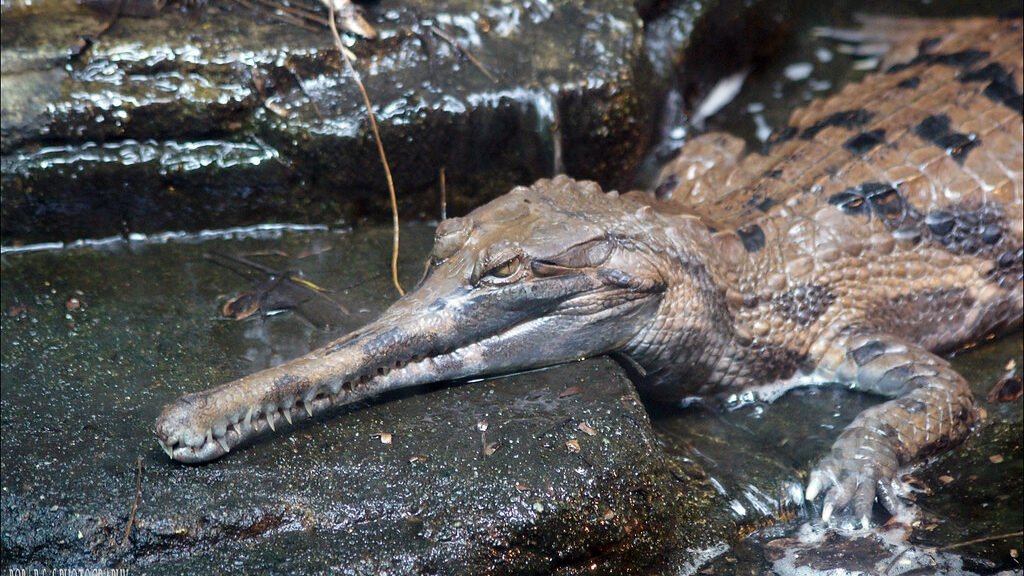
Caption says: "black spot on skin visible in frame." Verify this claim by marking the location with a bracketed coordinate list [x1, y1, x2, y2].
[918, 37, 941, 54]
[755, 197, 777, 212]
[768, 126, 799, 147]
[800, 109, 874, 140]
[828, 182, 905, 228]
[654, 175, 679, 200]
[746, 194, 777, 212]
[914, 114, 979, 164]
[999, 249, 1021, 268]
[959, 63, 1024, 113]
[933, 49, 990, 68]
[880, 364, 919, 390]
[766, 169, 783, 179]
[925, 211, 955, 236]
[992, 247, 1024, 289]
[923, 204, 1012, 261]
[851, 340, 888, 366]
[864, 184, 905, 225]
[736, 224, 766, 252]
[843, 129, 887, 155]
[897, 76, 921, 89]
[886, 48, 991, 74]
[903, 398, 930, 414]
[982, 224, 1003, 245]
[770, 284, 836, 326]
[749, 345, 806, 385]
[828, 190, 869, 215]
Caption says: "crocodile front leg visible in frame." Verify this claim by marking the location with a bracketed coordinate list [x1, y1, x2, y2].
[805, 333, 978, 527]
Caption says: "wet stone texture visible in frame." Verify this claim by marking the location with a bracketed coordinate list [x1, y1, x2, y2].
[0, 0, 672, 243]
[0, 227, 731, 574]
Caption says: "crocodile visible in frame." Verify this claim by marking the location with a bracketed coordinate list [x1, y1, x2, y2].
[155, 16, 1023, 526]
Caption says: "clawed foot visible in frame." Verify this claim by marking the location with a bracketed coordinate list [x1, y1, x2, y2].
[805, 426, 903, 529]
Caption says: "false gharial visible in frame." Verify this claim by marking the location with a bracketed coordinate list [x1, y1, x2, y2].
[156, 16, 1023, 527]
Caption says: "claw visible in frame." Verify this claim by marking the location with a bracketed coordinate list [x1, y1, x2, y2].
[806, 474, 823, 501]
[877, 479, 902, 516]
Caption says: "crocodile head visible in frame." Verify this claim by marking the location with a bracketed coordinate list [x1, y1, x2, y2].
[155, 176, 702, 462]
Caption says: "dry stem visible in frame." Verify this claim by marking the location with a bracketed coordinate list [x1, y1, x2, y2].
[121, 457, 143, 547]
[327, 2, 404, 295]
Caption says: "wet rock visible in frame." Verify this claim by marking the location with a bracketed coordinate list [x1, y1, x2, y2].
[0, 226, 730, 574]
[1, 0, 663, 243]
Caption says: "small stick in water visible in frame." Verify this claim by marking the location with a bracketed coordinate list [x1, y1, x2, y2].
[121, 457, 143, 548]
[440, 167, 448, 221]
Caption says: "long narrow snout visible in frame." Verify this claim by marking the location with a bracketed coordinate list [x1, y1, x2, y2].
[154, 302, 488, 463]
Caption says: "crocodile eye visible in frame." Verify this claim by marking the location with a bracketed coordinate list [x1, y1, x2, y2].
[481, 257, 523, 284]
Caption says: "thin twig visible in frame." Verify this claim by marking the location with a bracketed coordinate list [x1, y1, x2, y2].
[285, 61, 324, 120]
[70, 0, 126, 60]
[439, 167, 447, 220]
[938, 531, 1023, 551]
[430, 27, 498, 83]
[121, 457, 143, 548]
[328, 2, 404, 295]
[96, 0, 127, 36]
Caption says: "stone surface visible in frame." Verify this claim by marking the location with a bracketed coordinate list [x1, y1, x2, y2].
[0, 0, 672, 243]
[0, 225, 731, 574]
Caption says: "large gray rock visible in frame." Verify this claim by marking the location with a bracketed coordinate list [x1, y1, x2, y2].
[1, 0, 668, 243]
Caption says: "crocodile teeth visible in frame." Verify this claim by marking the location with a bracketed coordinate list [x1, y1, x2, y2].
[267, 413, 277, 431]
[216, 436, 231, 453]
[283, 409, 293, 425]
[160, 441, 174, 459]
[304, 402, 314, 417]
[244, 407, 255, 429]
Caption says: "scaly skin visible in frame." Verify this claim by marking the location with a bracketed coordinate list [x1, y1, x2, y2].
[155, 17, 1023, 526]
